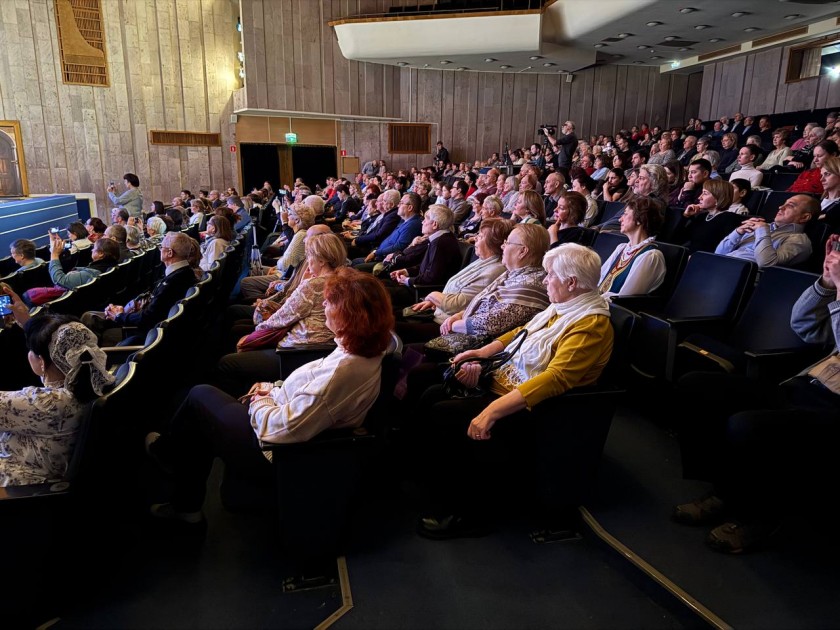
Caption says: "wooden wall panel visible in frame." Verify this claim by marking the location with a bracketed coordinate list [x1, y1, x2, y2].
[0, 0, 240, 215]
[698, 43, 840, 121]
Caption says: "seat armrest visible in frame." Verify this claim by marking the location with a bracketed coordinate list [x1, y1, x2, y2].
[0, 480, 71, 501]
[609, 295, 664, 313]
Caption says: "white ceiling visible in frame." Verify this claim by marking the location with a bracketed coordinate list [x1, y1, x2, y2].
[331, 0, 840, 75]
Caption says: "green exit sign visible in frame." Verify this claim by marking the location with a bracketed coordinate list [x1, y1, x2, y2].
[285, 132, 297, 144]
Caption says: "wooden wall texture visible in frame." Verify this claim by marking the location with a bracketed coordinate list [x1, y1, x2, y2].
[698, 45, 840, 121]
[0, 0, 240, 217]
[240, 0, 703, 172]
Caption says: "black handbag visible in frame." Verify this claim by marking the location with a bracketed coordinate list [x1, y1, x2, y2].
[441, 328, 529, 398]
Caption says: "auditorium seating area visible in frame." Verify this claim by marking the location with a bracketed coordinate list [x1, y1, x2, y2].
[3, 103, 840, 629]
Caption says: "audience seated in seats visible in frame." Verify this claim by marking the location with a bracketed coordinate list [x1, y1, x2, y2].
[353, 192, 423, 269]
[239, 202, 315, 302]
[729, 145, 764, 188]
[24, 236, 120, 306]
[199, 215, 233, 272]
[403, 224, 550, 401]
[216, 233, 347, 396]
[787, 140, 839, 195]
[648, 136, 676, 165]
[512, 189, 546, 226]
[383, 205, 463, 309]
[679, 179, 745, 254]
[714, 194, 816, 268]
[342, 189, 401, 259]
[225, 195, 252, 232]
[144, 268, 395, 524]
[571, 174, 599, 227]
[671, 159, 712, 208]
[461, 195, 503, 241]
[224, 225, 333, 336]
[0, 303, 113, 487]
[125, 225, 146, 253]
[447, 180, 471, 225]
[146, 215, 167, 245]
[789, 122, 816, 152]
[104, 225, 132, 262]
[397, 218, 510, 344]
[548, 192, 590, 249]
[817, 155, 840, 230]
[85, 217, 107, 243]
[775, 126, 824, 174]
[110, 207, 129, 227]
[718, 133, 740, 174]
[727, 179, 751, 215]
[598, 196, 666, 300]
[673, 234, 840, 554]
[8, 239, 44, 271]
[82, 232, 199, 346]
[598, 164, 668, 233]
[542, 173, 566, 222]
[758, 129, 792, 172]
[589, 155, 610, 182]
[67, 221, 92, 254]
[600, 168, 628, 203]
[412, 243, 614, 540]
[188, 199, 206, 228]
[325, 184, 360, 228]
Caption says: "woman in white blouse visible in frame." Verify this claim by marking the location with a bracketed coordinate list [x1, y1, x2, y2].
[199, 215, 232, 272]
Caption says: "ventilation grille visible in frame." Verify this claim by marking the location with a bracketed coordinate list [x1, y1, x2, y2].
[698, 44, 743, 62]
[753, 27, 809, 48]
[388, 123, 431, 154]
[149, 131, 222, 146]
[54, 0, 109, 86]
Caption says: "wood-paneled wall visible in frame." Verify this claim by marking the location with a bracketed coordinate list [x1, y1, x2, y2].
[698, 45, 840, 121]
[0, 0, 240, 217]
[240, 0, 703, 172]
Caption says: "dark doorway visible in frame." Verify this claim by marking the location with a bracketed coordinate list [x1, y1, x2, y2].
[240, 144, 281, 195]
[291, 145, 338, 191]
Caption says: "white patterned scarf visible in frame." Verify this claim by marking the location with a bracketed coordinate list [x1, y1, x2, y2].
[496, 290, 610, 387]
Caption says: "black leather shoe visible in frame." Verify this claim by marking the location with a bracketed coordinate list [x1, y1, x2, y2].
[416, 514, 493, 540]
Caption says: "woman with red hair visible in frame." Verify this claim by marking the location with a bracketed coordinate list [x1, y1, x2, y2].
[144, 267, 395, 524]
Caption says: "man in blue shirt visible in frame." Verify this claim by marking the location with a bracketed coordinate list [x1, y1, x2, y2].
[352, 192, 423, 270]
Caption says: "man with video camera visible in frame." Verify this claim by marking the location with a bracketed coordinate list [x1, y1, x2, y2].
[543, 120, 578, 177]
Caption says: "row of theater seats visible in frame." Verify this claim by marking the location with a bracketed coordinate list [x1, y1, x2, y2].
[594, 191, 831, 274]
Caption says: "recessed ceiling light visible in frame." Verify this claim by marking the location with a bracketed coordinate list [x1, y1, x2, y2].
[612, 54, 623, 59]
[708, 38, 723, 43]
[650, 56, 662, 60]
[633, 61, 645, 64]
[784, 14, 803, 20]
[664, 36, 677, 41]
[529, 55, 543, 60]
[456, 67, 468, 71]
[671, 60, 681, 68]
[500, 65, 511, 69]
[543, 62, 556, 67]
[744, 27, 760, 32]
[617, 33, 631, 38]
[694, 24, 710, 30]
[484, 58, 497, 62]
[397, 62, 408, 67]
[646, 21, 662, 27]
[594, 43, 606, 48]
[678, 47, 690, 51]
[730, 11, 750, 18]
[637, 45, 649, 49]
[679, 7, 697, 13]
[423, 63, 430, 68]
[440, 60, 452, 65]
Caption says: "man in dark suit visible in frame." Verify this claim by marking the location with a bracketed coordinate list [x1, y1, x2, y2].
[385, 204, 462, 308]
[83, 231, 198, 345]
[739, 116, 755, 145]
[326, 183, 360, 230]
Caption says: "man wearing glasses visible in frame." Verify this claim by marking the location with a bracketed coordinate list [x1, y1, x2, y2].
[82, 232, 198, 346]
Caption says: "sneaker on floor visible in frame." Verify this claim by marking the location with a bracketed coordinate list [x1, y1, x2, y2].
[706, 520, 780, 554]
[672, 494, 725, 526]
[150, 502, 204, 525]
[416, 514, 493, 541]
